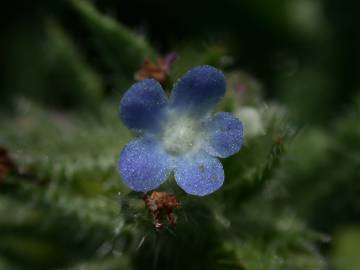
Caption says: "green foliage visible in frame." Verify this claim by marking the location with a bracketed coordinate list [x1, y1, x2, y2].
[43, 21, 104, 109]
[0, 95, 324, 269]
[331, 226, 360, 270]
[70, 0, 155, 88]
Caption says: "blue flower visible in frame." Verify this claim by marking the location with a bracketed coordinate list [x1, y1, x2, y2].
[118, 65, 244, 196]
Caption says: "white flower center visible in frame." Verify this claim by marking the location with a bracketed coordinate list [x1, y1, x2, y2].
[162, 117, 199, 155]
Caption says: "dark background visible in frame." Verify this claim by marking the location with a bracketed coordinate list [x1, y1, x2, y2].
[2, 0, 360, 123]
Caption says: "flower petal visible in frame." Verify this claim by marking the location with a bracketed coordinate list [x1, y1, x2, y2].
[203, 112, 244, 158]
[120, 79, 168, 132]
[170, 65, 226, 116]
[119, 136, 171, 192]
[174, 152, 224, 196]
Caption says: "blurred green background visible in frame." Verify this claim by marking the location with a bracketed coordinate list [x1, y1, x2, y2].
[1, 0, 360, 269]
